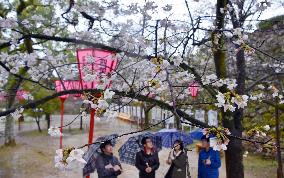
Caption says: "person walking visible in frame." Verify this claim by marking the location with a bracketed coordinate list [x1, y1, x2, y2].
[165, 140, 189, 178]
[95, 140, 122, 178]
[135, 136, 160, 178]
[198, 136, 221, 178]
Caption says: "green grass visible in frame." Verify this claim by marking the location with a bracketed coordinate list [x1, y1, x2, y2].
[243, 154, 278, 178]
[63, 128, 87, 135]
[20, 130, 48, 137]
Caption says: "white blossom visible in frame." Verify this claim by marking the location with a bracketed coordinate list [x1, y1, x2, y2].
[48, 126, 63, 137]
[232, 95, 249, 109]
[22, 93, 34, 100]
[98, 99, 109, 109]
[11, 108, 24, 120]
[171, 56, 183, 66]
[272, 92, 279, 98]
[257, 84, 265, 90]
[263, 125, 270, 131]
[54, 148, 86, 171]
[213, 144, 227, 151]
[104, 89, 115, 100]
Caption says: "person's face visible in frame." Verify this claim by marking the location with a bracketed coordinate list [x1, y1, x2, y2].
[173, 143, 181, 151]
[201, 140, 210, 148]
[144, 139, 153, 149]
[103, 144, 113, 154]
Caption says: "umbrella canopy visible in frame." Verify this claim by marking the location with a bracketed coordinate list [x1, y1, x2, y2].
[118, 132, 162, 165]
[83, 134, 118, 177]
[155, 128, 193, 148]
[190, 128, 204, 140]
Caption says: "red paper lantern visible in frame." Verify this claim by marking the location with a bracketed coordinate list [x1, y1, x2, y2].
[188, 82, 199, 97]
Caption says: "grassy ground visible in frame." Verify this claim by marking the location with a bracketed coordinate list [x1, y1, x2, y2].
[244, 154, 278, 178]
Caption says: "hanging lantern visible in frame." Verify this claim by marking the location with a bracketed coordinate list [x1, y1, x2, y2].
[188, 81, 199, 97]
[76, 48, 117, 90]
[55, 80, 69, 99]
[66, 80, 82, 99]
[76, 48, 118, 171]
[16, 90, 28, 101]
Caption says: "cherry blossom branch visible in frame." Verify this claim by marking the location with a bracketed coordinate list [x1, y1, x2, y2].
[246, 72, 284, 92]
[0, 88, 208, 128]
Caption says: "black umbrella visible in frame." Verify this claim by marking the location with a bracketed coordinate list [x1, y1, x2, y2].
[118, 132, 162, 165]
[83, 134, 118, 177]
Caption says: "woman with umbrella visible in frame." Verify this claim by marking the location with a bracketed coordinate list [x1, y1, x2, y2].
[165, 140, 189, 178]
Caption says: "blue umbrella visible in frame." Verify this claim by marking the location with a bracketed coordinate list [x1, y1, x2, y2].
[83, 134, 118, 177]
[118, 132, 162, 165]
[155, 129, 193, 148]
[189, 128, 204, 140]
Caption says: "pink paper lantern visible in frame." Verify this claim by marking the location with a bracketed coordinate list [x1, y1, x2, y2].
[55, 80, 85, 99]
[188, 82, 199, 97]
[55, 80, 69, 99]
[16, 90, 28, 101]
[76, 48, 117, 90]
[67, 80, 82, 98]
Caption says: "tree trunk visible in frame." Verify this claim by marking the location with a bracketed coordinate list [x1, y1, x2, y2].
[4, 82, 21, 146]
[275, 100, 283, 178]
[213, 1, 245, 178]
[80, 115, 83, 130]
[4, 6, 34, 145]
[4, 115, 16, 146]
[144, 109, 150, 129]
[175, 115, 181, 130]
[223, 112, 244, 178]
[35, 117, 42, 132]
[45, 113, 50, 130]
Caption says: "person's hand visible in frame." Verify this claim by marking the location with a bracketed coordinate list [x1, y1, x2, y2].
[205, 159, 211, 165]
[145, 167, 152, 173]
[105, 164, 113, 169]
[113, 165, 121, 171]
[166, 159, 172, 165]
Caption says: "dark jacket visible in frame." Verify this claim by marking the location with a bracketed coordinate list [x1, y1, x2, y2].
[165, 151, 187, 178]
[135, 150, 160, 178]
[95, 153, 122, 178]
[198, 148, 221, 178]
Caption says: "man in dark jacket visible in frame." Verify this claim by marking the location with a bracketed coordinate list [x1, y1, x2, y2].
[135, 137, 160, 178]
[95, 140, 122, 178]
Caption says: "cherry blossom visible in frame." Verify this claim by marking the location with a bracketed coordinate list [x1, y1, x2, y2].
[48, 126, 63, 137]
[54, 148, 86, 171]
[103, 89, 115, 100]
[232, 95, 249, 109]
[11, 108, 24, 120]
[263, 125, 270, 131]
